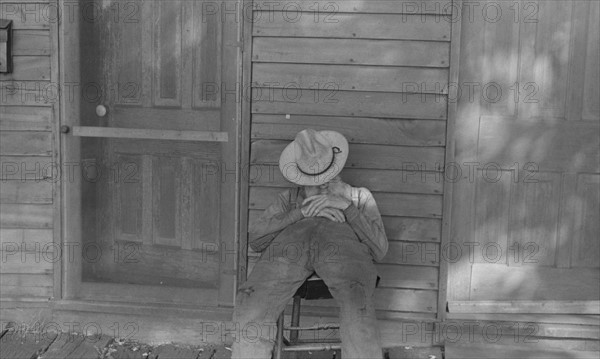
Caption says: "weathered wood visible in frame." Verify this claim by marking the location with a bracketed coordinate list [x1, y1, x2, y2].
[253, 37, 450, 67]
[572, 174, 600, 268]
[0, 204, 53, 228]
[0, 285, 52, 298]
[0, 131, 52, 155]
[0, 106, 52, 131]
[247, 210, 441, 242]
[248, 166, 443, 194]
[448, 300, 600, 314]
[0, 3, 50, 30]
[446, 343, 600, 359]
[470, 264, 600, 301]
[0, 228, 53, 249]
[252, 0, 453, 14]
[375, 264, 438, 290]
[253, 63, 448, 94]
[78, 282, 218, 307]
[0, 181, 52, 204]
[248, 186, 442, 218]
[252, 114, 446, 146]
[302, 287, 438, 313]
[72, 126, 228, 142]
[251, 140, 445, 170]
[382, 241, 439, 266]
[0, 273, 53, 288]
[0, 330, 57, 359]
[581, 0, 600, 121]
[0, 81, 55, 106]
[0, 253, 53, 274]
[12, 30, 50, 55]
[253, 13, 451, 41]
[446, 312, 600, 326]
[0, 156, 54, 181]
[252, 88, 447, 120]
[0, 56, 50, 81]
[478, 117, 600, 173]
[111, 108, 220, 132]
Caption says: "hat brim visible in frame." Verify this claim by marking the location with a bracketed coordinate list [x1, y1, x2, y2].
[279, 131, 349, 186]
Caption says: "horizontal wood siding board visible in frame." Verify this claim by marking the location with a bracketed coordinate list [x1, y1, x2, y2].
[253, 13, 451, 41]
[252, 63, 448, 94]
[0, 228, 53, 248]
[0, 204, 53, 228]
[478, 117, 600, 173]
[0, 274, 53, 288]
[252, 114, 446, 146]
[0, 180, 53, 204]
[0, 253, 53, 274]
[0, 131, 52, 155]
[382, 241, 440, 266]
[12, 30, 50, 55]
[0, 285, 53, 298]
[0, 156, 54, 181]
[252, 89, 447, 120]
[0, 56, 51, 81]
[251, 0, 453, 14]
[375, 264, 438, 290]
[247, 210, 441, 242]
[253, 38, 450, 67]
[0, 81, 55, 106]
[300, 287, 437, 313]
[0, 3, 50, 29]
[249, 186, 442, 218]
[0, 106, 52, 131]
[251, 140, 445, 170]
[248, 166, 443, 194]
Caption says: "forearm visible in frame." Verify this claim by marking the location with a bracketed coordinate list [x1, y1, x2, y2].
[343, 204, 389, 262]
[248, 208, 304, 252]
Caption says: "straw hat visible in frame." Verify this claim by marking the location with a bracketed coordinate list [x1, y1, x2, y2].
[278, 129, 349, 186]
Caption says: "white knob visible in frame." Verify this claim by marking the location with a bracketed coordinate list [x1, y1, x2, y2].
[96, 105, 107, 117]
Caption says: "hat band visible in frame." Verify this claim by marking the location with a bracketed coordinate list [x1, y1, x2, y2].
[297, 147, 341, 177]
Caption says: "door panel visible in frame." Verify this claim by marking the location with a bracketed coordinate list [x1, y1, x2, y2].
[66, 0, 241, 305]
[448, 0, 600, 301]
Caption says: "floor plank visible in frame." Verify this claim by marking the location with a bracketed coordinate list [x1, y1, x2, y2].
[0, 330, 57, 359]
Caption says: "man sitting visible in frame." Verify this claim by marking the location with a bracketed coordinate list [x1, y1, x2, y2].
[232, 129, 389, 359]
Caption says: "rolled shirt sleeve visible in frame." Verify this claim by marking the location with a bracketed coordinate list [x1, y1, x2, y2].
[343, 187, 389, 262]
[248, 189, 304, 252]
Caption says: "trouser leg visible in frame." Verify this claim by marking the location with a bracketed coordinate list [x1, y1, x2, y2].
[312, 221, 383, 359]
[231, 220, 314, 359]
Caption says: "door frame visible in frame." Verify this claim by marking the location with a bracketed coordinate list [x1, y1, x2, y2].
[58, 0, 248, 307]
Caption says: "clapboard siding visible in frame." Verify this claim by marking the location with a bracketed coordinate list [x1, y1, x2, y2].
[0, 0, 56, 302]
[249, 166, 444, 194]
[251, 140, 445, 170]
[252, 114, 446, 146]
[248, 3, 453, 320]
[253, 63, 449, 94]
[0, 106, 52, 131]
[253, 38, 450, 67]
[0, 56, 51, 81]
[253, 13, 451, 41]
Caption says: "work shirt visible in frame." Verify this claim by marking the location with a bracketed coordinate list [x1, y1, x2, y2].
[249, 186, 389, 262]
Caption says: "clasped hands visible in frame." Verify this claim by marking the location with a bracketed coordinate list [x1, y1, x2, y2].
[300, 193, 352, 223]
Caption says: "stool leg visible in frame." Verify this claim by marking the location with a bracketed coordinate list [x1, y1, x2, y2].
[274, 313, 284, 359]
[290, 295, 302, 344]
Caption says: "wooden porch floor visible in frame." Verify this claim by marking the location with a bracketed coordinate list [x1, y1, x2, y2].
[0, 326, 443, 359]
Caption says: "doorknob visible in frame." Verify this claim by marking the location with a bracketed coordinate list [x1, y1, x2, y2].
[60, 125, 70, 134]
[96, 105, 108, 117]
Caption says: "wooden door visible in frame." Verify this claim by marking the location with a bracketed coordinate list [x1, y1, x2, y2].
[62, 0, 242, 306]
[448, 0, 599, 302]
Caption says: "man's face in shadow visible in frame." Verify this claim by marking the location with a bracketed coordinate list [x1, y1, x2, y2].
[304, 176, 347, 198]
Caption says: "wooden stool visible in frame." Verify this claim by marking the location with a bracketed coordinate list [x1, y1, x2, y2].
[273, 274, 380, 359]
